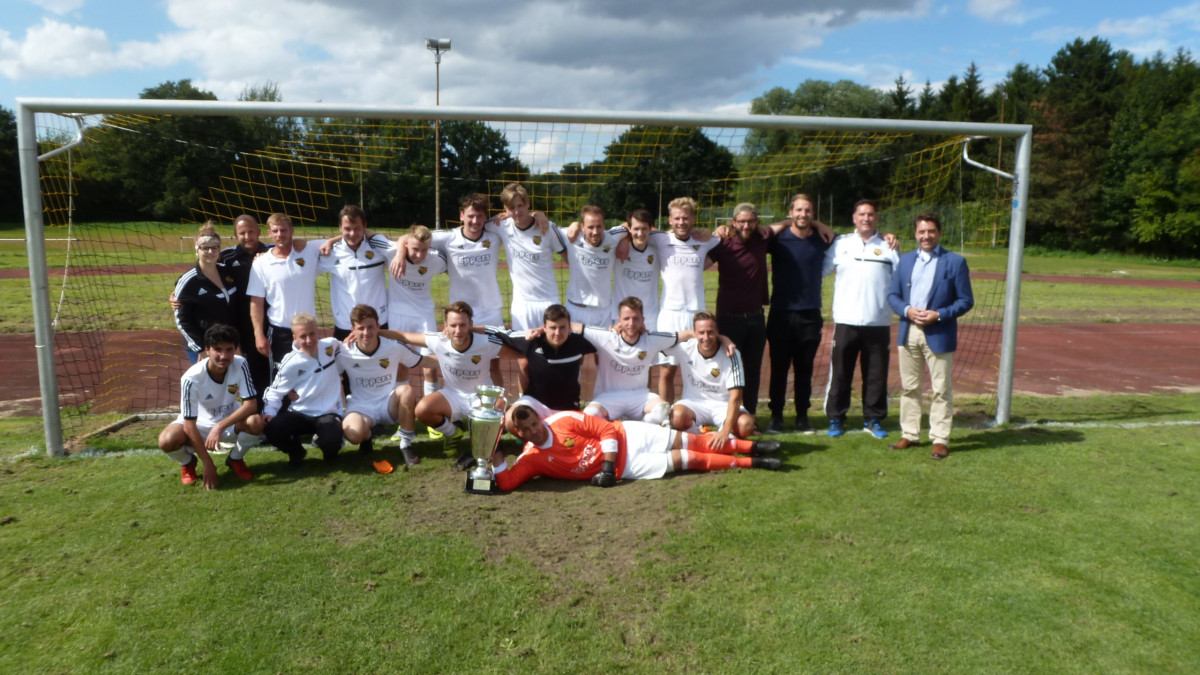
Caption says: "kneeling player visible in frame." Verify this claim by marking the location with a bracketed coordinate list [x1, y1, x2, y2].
[495, 405, 781, 491]
[383, 301, 502, 453]
[262, 313, 345, 467]
[664, 312, 757, 445]
[338, 304, 436, 473]
[157, 324, 264, 489]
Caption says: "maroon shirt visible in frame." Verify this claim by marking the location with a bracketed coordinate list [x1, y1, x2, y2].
[708, 230, 772, 315]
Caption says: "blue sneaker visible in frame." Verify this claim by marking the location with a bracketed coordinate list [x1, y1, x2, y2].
[827, 419, 844, 438]
[863, 419, 888, 439]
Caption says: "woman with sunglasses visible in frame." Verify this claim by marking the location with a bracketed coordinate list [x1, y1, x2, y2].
[173, 222, 238, 364]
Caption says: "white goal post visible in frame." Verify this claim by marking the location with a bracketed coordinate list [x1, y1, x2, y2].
[16, 98, 1032, 457]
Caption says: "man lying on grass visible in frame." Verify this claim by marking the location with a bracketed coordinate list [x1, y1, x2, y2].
[157, 323, 264, 489]
[491, 405, 783, 491]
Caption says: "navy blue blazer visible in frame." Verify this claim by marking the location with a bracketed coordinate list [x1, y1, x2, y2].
[887, 245, 974, 354]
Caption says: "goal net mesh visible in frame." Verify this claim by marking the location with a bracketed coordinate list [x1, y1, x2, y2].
[29, 110, 1012, 442]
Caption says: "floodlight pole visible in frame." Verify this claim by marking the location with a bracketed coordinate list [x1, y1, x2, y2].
[427, 38, 450, 228]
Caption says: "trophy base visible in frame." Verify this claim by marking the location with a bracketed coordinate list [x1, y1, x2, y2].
[465, 472, 498, 495]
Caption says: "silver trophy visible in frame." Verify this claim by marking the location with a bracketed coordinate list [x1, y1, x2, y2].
[465, 385, 505, 495]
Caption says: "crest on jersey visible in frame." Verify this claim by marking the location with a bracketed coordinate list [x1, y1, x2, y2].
[471, 355, 482, 364]
[563, 438, 575, 448]
[482, 240, 492, 248]
[418, 266, 428, 275]
[710, 367, 720, 377]
[647, 255, 654, 264]
[379, 358, 390, 369]
[296, 258, 305, 267]
[533, 236, 542, 245]
[873, 248, 882, 256]
[637, 351, 647, 360]
[325, 345, 334, 356]
[603, 246, 611, 253]
[365, 250, 375, 260]
[228, 384, 238, 395]
[692, 245, 700, 251]
[225, 275, 234, 284]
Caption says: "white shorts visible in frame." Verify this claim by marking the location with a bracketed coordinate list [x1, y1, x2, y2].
[511, 299, 556, 332]
[441, 387, 476, 423]
[170, 418, 235, 447]
[673, 398, 746, 428]
[569, 304, 612, 329]
[389, 313, 437, 356]
[656, 308, 698, 365]
[346, 393, 398, 426]
[586, 389, 662, 421]
[620, 421, 675, 480]
[472, 306, 504, 329]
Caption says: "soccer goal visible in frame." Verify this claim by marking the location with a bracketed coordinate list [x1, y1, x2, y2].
[15, 99, 1032, 456]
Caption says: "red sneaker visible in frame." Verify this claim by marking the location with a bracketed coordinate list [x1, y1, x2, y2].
[180, 459, 198, 485]
[226, 458, 255, 480]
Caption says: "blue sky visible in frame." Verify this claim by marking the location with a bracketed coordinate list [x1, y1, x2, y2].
[3, 0, 1196, 115]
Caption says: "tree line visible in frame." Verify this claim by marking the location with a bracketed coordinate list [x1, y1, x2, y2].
[1, 36, 1196, 256]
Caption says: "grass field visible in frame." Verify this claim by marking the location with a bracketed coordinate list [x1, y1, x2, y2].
[3, 393, 1199, 672]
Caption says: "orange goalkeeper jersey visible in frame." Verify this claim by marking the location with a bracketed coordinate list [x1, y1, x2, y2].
[495, 411, 627, 491]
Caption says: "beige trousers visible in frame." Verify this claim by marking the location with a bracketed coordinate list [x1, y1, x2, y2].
[897, 324, 954, 445]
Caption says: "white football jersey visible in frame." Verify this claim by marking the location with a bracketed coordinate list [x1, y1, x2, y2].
[179, 355, 255, 429]
[565, 232, 618, 309]
[664, 338, 745, 403]
[337, 337, 423, 407]
[424, 332, 503, 397]
[582, 326, 677, 395]
[246, 243, 321, 328]
[319, 234, 394, 330]
[492, 218, 566, 304]
[431, 227, 503, 317]
[653, 232, 719, 312]
[386, 248, 448, 331]
[262, 338, 344, 418]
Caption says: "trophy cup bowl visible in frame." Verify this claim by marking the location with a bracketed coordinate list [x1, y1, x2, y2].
[465, 385, 505, 495]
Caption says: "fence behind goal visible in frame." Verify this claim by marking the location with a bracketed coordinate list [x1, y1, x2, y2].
[17, 100, 1032, 454]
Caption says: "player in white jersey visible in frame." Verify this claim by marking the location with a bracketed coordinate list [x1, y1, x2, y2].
[383, 302, 503, 452]
[385, 225, 448, 398]
[262, 313, 346, 467]
[611, 209, 661, 331]
[494, 183, 568, 331]
[338, 304, 434, 473]
[318, 205, 394, 340]
[651, 197, 721, 403]
[563, 204, 619, 327]
[248, 213, 323, 370]
[157, 324, 264, 489]
[662, 312, 756, 448]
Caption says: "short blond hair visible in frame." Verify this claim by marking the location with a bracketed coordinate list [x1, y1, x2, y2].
[267, 213, 292, 228]
[290, 312, 317, 329]
[408, 224, 432, 243]
[499, 183, 530, 208]
[667, 197, 697, 215]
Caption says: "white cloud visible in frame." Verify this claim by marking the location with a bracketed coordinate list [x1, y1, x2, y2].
[2, 0, 937, 112]
[28, 0, 85, 14]
[0, 19, 115, 79]
[967, 0, 1050, 26]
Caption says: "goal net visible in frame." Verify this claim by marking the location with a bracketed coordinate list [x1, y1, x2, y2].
[20, 102, 1027, 450]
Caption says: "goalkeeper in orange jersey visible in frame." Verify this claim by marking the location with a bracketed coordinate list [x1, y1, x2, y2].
[493, 405, 783, 491]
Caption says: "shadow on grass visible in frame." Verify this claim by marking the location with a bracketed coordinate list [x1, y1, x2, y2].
[949, 426, 1087, 454]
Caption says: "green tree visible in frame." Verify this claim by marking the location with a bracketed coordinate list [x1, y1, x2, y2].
[889, 75, 913, 118]
[591, 126, 736, 220]
[1029, 37, 1131, 249]
[0, 106, 19, 221]
[77, 80, 253, 221]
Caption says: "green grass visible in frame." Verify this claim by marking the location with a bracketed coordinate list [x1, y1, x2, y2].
[3, 392, 1199, 672]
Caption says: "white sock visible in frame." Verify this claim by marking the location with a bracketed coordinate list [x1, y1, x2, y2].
[423, 380, 439, 396]
[679, 448, 689, 471]
[230, 432, 258, 461]
[435, 417, 457, 437]
[167, 447, 192, 465]
[642, 402, 668, 426]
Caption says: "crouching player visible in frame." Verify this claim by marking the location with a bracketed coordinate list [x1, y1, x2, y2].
[338, 304, 436, 473]
[664, 312, 757, 445]
[157, 324, 264, 489]
[262, 313, 345, 467]
[494, 405, 781, 491]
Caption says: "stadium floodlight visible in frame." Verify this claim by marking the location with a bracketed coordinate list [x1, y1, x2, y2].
[426, 38, 451, 228]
